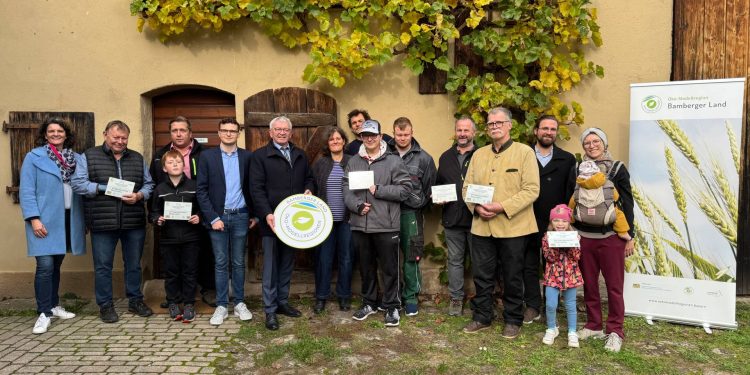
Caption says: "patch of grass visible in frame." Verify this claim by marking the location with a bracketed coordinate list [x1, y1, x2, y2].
[256, 332, 341, 367]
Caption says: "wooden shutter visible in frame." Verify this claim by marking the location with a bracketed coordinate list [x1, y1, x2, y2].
[3, 112, 95, 203]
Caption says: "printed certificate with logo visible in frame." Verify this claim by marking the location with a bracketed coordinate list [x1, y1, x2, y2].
[431, 184, 457, 203]
[348, 171, 375, 190]
[464, 184, 494, 204]
[164, 202, 192, 221]
[105, 177, 136, 198]
[547, 231, 579, 248]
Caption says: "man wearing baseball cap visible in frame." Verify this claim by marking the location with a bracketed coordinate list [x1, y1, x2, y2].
[344, 119, 411, 327]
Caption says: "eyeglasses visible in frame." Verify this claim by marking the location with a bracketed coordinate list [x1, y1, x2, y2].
[272, 128, 291, 133]
[361, 133, 380, 139]
[486, 120, 510, 128]
[218, 129, 239, 134]
[583, 139, 602, 148]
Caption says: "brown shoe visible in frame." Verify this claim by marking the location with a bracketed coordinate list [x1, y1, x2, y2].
[523, 307, 541, 324]
[501, 324, 521, 339]
[463, 320, 491, 334]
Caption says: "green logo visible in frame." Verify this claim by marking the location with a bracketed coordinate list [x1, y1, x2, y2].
[641, 95, 662, 113]
[273, 194, 333, 249]
[292, 211, 314, 231]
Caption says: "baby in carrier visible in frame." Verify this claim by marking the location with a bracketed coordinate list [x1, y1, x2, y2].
[569, 160, 631, 241]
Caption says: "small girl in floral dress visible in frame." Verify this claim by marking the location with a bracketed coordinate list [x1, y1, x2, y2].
[542, 204, 584, 348]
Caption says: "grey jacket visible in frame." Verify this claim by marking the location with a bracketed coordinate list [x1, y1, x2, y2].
[343, 148, 411, 233]
[388, 137, 437, 211]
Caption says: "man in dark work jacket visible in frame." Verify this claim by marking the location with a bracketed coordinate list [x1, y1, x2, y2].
[71, 120, 155, 323]
[521, 115, 576, 325]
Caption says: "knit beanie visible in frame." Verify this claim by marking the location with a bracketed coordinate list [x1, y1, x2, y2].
[580, 127, 608, 148]
[549, 204, 572, 222]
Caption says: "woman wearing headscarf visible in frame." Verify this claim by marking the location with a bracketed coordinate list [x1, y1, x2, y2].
[573, 127, 634, 352]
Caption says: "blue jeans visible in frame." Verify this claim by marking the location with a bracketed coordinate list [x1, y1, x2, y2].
[314, 221, 353, 300]
[262, 236, 296, 313]
[545, 286, 578, 332]
[91, 228, 146, 306]
[35, 254, 65, 315]
[209, 212, 248, 307]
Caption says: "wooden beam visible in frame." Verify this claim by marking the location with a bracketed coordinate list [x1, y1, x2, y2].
[244, 112, 337, 128]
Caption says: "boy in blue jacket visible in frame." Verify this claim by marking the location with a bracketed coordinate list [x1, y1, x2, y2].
[150, 150, 202, 322]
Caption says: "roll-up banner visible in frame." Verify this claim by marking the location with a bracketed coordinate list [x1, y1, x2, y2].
[626, 78, 744, 330]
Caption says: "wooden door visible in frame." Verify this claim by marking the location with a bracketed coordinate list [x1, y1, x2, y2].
[673, 0, 750, 294]
[151, 88, 236, 278]
[244, 87, 337, 275]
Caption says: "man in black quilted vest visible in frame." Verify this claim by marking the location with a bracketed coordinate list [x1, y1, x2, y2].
[72, 120, 155, 323]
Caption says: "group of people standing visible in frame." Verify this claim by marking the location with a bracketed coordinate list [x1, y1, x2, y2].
[19, 107, 633, 353]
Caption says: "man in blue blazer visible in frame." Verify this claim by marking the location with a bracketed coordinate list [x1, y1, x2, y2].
[250, 115, 315, 330]
[196, 118, 258, 326]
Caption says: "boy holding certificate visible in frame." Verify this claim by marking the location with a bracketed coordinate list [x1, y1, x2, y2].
[150, 150, 202, 323]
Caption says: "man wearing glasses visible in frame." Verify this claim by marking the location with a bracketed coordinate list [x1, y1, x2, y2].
[251, 116, 314, 330]
[196, 118, 257, 326]
[461, 107, 540, 338]
[520, 115, 576, 325]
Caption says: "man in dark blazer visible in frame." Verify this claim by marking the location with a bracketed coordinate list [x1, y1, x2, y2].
[196, 118, 257, 326]
[522, 115, 577, 324]
[250, 115, 315, 330]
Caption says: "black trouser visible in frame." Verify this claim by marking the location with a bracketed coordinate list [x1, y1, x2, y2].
[196, 232, 215, 291]
[522, 231, 542, 311]
[162, 241, 201, 304]
[353, 231, 400, 310]
[470, 235, 527, 325]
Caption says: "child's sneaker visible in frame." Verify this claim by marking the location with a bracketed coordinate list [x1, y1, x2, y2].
[352, 305, 376, 321]
[568, 332, 580, 348]
[384, 308, 400, 327]
[542, 327, 559, 345]
[168, 303, 182, 321]
[182, 304, 195, 323]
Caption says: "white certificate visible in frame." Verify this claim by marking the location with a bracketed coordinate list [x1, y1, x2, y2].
[104, 177, 136, 198]
[547, 231, 580, 248]
[164, 202, 192, 221]
[432, 184, 457, 203]
[464, 184, 494, 204]
[348, 171, 375, 190]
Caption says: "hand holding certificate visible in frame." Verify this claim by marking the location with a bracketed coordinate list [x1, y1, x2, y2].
[164, 202, 192, 221]
[464, 184, 495, 205]
[432, 184, 457, 203]
[348, 171, 375, 190]
[547, 231, 580, 248]
[105, 177, 136, 198]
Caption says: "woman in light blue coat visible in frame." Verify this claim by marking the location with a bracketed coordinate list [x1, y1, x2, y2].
[20, 118, 86, 334]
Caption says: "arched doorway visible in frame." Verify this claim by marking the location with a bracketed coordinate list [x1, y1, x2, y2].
[243, 87, 338, 275]
[151, 87, 236, 278]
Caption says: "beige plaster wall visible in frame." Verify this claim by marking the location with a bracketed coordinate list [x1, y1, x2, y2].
[0, 0, 671, 297]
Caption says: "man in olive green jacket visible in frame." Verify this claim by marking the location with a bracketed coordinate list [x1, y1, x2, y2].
[461, 107, 540, 339]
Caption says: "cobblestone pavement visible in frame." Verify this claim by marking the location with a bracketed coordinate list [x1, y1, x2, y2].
[0, 300, 239, 374]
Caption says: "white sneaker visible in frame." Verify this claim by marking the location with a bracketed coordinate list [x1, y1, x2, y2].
[568, 332, 580, 348]
[542, 327, 559, 345]
[210, 306, 229, 326]
[32, 313, 51, 334]
[577, 327, 606, 340]
[234, 302, 253, 321]
[604, 332, 623, 352]
[51, 306, 76, 320]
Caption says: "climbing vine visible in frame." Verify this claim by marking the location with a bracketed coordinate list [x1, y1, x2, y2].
[130, 0, 603, 143]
